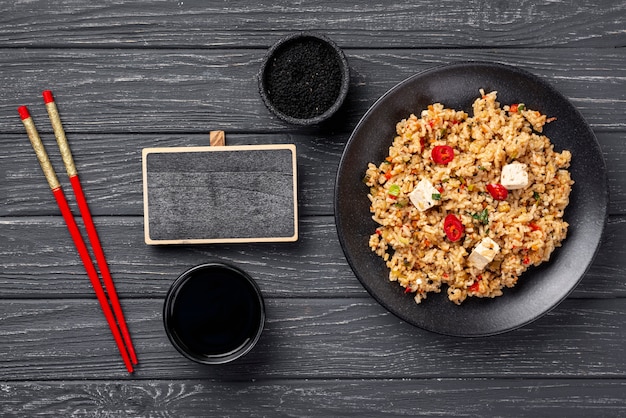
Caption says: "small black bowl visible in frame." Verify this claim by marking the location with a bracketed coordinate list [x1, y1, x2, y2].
[258, 32, 350, 126]
[163, 263, 265, 365]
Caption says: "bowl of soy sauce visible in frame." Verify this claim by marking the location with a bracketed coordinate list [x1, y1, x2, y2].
[163, 263, 265, 364]
[258, 31, 350, 126]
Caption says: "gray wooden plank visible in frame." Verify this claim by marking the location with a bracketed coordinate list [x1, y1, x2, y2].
[1, 379, 625, 417]
[0, 297, 625, 380]
[0, 216, 623, 299]
[1, 128, 623, 218]
[0, 132, 344, 217]
[0, 48, 624, 134]
[0, 0, 623, 48]
[0, 216, 362, 298]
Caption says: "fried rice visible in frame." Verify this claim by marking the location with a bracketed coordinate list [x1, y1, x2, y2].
[364, 90, 573, 305]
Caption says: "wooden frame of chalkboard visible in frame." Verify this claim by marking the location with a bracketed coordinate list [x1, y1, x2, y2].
[142, 144, 298, 245]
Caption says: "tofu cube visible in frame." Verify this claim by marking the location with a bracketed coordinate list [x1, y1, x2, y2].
[409, 179, 440, 212]
[500, 162, 529, 190]
[468, 237, 500, 270]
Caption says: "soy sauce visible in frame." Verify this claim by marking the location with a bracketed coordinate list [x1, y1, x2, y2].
[164, 264, 265, 363]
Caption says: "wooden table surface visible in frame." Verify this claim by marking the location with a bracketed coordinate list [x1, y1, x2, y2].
[1, 1, 625, 416]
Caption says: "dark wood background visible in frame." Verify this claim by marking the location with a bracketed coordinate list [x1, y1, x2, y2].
[1, 0, 625, 416]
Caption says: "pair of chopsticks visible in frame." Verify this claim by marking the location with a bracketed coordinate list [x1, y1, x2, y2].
[18, 91, 137, 373]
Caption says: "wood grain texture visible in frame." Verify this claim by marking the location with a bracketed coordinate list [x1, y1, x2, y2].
[0, 298, 625, 381]
[0, 49, 624, 134]
[1, 130, 624, 217]
[1, 1, 625, 416]
[0, 132, 345, 217]
[0, 0, 624, 48]
[0, 216, 624, 299]
[1, 379, 625, 417]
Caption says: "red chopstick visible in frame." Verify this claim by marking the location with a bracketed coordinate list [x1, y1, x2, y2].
[18, 105, 134, 373]
[42, 90, 138, 366]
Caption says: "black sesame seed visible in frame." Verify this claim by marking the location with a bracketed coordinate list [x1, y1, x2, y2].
[264, 38, 342, 119]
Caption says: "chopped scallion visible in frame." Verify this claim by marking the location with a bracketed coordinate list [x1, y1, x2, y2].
[388, 184, 401, 197]
[472, 208, 489, 225]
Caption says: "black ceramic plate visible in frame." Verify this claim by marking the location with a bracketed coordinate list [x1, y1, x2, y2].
[335, 62, 608, 337]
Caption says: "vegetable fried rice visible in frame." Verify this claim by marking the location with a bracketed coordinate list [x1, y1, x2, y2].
[364, 90, 573, 304]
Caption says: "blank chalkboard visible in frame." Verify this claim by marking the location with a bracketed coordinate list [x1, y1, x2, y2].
[142, 145, 298, 244]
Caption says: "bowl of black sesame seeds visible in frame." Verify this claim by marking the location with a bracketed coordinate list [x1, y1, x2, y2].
[258, 32, 350, 126]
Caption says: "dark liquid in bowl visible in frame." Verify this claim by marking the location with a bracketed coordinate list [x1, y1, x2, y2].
[168, 267, 263, 358]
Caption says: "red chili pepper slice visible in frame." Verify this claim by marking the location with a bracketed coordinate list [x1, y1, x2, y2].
[443, 213, 464, 242]
[486, 183, 508, 200]
[431, 145, 455, 165]
[469, 281, 480, 292]
[529, 222, 541, 231]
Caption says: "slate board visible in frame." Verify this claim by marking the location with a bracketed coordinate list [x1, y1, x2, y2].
[142, 145, 298, 244]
